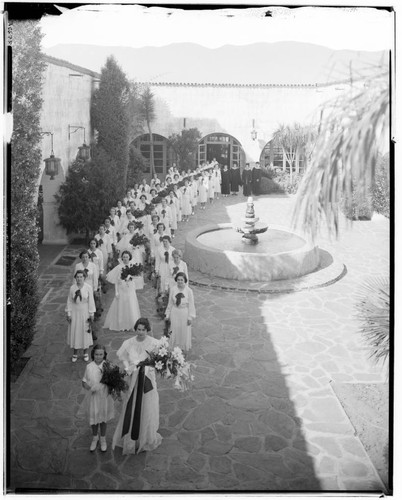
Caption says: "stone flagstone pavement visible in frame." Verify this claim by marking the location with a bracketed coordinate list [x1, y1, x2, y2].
[8, 193, 390, 493]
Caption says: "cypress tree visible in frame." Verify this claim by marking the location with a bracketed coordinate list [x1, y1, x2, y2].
[91, 56, 131, 195]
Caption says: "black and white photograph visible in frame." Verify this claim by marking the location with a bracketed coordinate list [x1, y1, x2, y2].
[5, 2, 396, 495]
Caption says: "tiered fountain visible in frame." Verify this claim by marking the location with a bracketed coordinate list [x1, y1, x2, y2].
[184, 197, 321, 282]
[234, 197, 268, 244]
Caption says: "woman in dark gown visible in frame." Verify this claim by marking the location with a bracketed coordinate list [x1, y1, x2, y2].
[230, 163, 242, 195]
[252, 162, 263, 196]
[221, 164, 231, 197]
[242, 163, 253, 196]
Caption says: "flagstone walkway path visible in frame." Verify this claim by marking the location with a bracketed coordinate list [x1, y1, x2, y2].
[9, 193, 390, 493]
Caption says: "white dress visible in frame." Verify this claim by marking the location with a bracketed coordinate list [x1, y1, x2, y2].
[198, 178, 208, 203]
[112, 336, 162, 455]
[74, 262, 98, 292]
[82, 361, 115, 425]
[213, 169, 222, 194]
[65, 283, 95, 349]
[165, 284, 196, 351]
[168, 260, 189, 289]
[103, 264, 141, 332]
[155, 245, 176, 293]
[95, 233, 112, 267]
[181, 188, 192, 216]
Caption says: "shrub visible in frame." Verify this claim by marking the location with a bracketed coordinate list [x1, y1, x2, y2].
[272, 171, 303, 194]
[56, 147, 120, 240]
[259, 176, 283, 194]
[9, 21, 46, 365]
[341, 181, 373, 220]
[372, 153, 390, 218]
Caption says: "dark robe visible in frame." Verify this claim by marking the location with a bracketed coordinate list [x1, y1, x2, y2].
[242, 169, 253, 196]
[221, 168, 231, 195]
[230, 167, 242, 193]
[252, 167, 262, 195]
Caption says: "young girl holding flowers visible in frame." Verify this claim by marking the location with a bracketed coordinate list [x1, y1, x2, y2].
[82, 344, 115, 452]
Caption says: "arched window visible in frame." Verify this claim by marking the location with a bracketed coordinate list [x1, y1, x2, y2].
[132, 134, 175, 175]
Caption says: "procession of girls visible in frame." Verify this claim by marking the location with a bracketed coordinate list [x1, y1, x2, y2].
[66, 159, 263, 453]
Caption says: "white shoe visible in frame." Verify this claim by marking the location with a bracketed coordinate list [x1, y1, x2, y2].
[90, 435, 99, 452]
[100, 436, 107, 452]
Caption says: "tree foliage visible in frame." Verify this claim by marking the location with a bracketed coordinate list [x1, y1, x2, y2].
[168, 128, 202, 171]
[294, 70, 389, 239]
[9, 20, 46, 363]
[91, 56, 131, 194]
[127, 146, 149, 187]
[139, 85, 156, 177]
[56, 147, 119, 239]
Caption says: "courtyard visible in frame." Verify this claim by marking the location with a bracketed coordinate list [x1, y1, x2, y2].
[8, 192, 389, 493]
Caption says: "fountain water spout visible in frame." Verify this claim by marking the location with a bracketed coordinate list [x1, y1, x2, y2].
[235, 197, 268, 244]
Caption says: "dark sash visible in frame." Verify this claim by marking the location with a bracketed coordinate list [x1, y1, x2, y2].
[121, 366, 153, 440]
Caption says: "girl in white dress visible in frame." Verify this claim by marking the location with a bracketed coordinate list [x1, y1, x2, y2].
[181, 182, 192, 222]
[82, 344, 115, 452]
[165, 272, 196, 352]
[208, 172, 215, 204]
[213, 165, 222, 198]
[112, 318, 162, 455]
[74, 250, 99, 293]
[66, 270, 95, 362]
[173, 184, 182, 222]
[95, 225, 113, 268]
[155, 236, 175, 294]
[167, 191, 178, 237]
[198, 175, 208, 209]
[169, 249, 188, 289]
[103, 251, 141, 332]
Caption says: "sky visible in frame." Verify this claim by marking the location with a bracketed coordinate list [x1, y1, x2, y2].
[39, 4, 394, 52]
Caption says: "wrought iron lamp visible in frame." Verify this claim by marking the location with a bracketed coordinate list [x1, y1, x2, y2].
[41, 132, 61, 180]
[251, 119, 257, 141]
[68, 125, 91, 161]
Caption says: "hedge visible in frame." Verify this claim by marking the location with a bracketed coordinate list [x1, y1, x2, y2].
[9, 21, 46, 364]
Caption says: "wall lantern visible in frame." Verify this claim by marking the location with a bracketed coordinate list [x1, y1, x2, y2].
[68, 125, 91, 161]
[251, 119, 257, 141]
[41, 131, 61, 180]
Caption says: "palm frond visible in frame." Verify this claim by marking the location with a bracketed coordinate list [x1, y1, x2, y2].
[354, 276, 390, 368]
[293, 70, 389, 240]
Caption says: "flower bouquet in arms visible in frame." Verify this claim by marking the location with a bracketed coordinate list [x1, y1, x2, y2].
[129, 233, 149, 248]
[120, 263, 143, 281]
[137, 336, 195, 391]
[100, 361, 129, 400]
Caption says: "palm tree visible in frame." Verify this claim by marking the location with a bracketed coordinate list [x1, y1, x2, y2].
[293, 69, 389, 240]
[355, 276, 390, 375]
[140, 85, 156, 178]
[292, 67, 390, 373]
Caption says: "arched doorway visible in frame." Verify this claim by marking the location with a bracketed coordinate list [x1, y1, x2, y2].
[131, 133, 176, 178]
[198, 133, 245, 169]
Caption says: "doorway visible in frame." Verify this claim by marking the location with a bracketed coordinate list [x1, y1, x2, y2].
[198, 133, 243, 169]
[207, 143, 230, 166]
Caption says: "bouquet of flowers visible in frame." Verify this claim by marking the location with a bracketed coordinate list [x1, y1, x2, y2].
[137, 336, 194, 391]
[132, 209, 146, 219]
[100, 361, 129, 400]
[129, 233, 149, 247]
[120, 263, 144, 281]
[134, 220, 144, 231]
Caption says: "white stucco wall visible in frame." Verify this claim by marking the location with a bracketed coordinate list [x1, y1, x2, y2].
[39, 57, 97, 243]
[149, 82, 349, 162]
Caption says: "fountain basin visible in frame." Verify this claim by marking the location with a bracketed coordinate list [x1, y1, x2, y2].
[184, 223, 320, 281]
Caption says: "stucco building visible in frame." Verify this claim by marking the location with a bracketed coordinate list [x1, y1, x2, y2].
[38, 55, 357, 243]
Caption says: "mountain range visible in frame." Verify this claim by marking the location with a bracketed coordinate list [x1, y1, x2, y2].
[44, 42, 387, 85]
